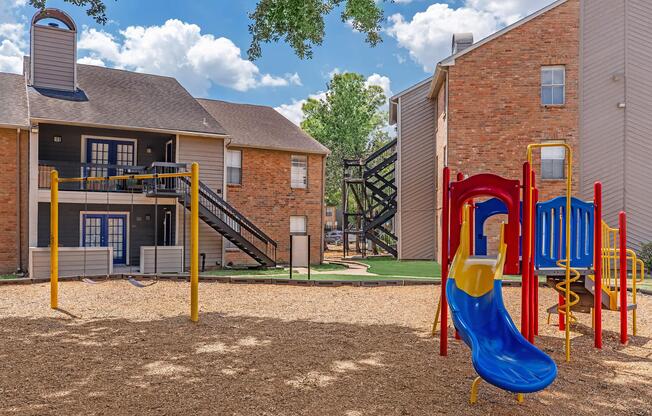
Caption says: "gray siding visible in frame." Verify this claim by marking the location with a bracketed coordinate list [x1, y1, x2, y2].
[177, 135, 224, 267]
[397, 81, 438, 260]
[37, 203, 176, 266]
[624, 0, 652, 250]
[31, 25, 75, 91]
[140, 246, 183, 273]
[581, 0, 652, 249]
[30, 247, 112, 279]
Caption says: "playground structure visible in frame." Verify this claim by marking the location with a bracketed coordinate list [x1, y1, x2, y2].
[436, 143, 645, 403]
[49, 163, 201, 322]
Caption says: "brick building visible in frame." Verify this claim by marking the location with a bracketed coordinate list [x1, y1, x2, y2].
[390, 0, 652, 260]
[0, 8, 327, 276]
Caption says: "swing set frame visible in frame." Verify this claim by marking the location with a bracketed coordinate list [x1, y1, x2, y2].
[49, 162, 201, 322]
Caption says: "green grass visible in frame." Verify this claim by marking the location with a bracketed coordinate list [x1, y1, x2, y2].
[268, 274, 436, 282]
[357, 257, 441, 278]
[0, 274, 18, 280]
[313, 263, 347, 271]
[205, 268, 287, 277]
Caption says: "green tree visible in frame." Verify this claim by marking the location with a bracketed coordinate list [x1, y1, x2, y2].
[28, 0, 386, 61]
[29, 0, 110, 24]
[301, 72, 389, 206]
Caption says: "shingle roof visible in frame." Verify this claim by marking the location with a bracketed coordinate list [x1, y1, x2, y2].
[197, 99, 329, 155]
[27, 61, 227, 136]
[0, 72, 29, 128]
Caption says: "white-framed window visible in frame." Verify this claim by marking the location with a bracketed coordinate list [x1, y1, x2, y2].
[291, 155, 307, 189]
[541, 66, 565, 106]
[226, 149, 242, 185]
[326, 207, 334, 217]
[290, 215, 307, 235]
[541, 145, 566, 179]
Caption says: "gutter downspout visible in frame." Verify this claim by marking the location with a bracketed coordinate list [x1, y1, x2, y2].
[16, 128, 22, 273]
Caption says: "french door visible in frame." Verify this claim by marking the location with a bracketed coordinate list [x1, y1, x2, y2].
[82, 213, 128, 264]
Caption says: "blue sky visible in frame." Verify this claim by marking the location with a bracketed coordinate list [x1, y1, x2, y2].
[0, 0, 555, 124]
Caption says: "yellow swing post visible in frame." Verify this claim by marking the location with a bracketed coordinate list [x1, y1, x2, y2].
[50, 169, 59, 309]
[190, 162, 199, 322]
[50, 165, 200, 322]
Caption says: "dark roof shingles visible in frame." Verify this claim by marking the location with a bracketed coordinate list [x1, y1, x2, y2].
[0, 72, 29, 127]
[28, 63, 226, 135]
[197, 99, 329, 155]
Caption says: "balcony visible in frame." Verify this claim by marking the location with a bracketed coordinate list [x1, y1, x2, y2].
[38, 160, 187, 193]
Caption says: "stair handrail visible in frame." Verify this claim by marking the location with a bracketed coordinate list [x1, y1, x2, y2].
[363, 138, 397, 167]
[179, 176, 277, 248]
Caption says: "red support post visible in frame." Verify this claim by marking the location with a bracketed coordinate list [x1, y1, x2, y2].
[619, 211, 627, 345]
[469, 202, 475, 255]
[440, 167, 451, 356]
[594, 182, 602, 348]
[532, 185, 539, 338]
[521, 162, 531, 339]
[454, 171, 464, 342]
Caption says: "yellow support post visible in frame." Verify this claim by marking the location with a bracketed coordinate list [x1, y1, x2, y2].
[50, 170, 59, 309]
[517, 393, 524, 403]
[190, 162, 199, 322]
[527, 143, 575, 362]
[470, 377, 482, 404]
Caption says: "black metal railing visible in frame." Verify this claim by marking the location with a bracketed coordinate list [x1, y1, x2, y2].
[38, 160, 147, 192]
[178, 176, 277, 264]
[143, 162, 188, 195]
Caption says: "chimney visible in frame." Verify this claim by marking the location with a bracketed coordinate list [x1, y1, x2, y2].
[29, 8, 77, 91]
[451, 33, 473, 55]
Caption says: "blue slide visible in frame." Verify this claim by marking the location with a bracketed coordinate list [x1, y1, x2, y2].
[447, 212, 557, 394]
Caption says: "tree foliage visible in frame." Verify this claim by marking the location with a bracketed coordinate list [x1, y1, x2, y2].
[28, 0, 386, 60]
[301, 72, 390, 206]
[29, 0, 110, 24]
[248, 0, 384, 60]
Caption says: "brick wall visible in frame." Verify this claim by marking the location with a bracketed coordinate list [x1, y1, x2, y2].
[0, 127, 29, 274]
[225, 147, 324, 266]
[446, 0, 580, 252]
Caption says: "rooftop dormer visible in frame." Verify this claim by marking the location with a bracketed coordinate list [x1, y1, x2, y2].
[29, 8, 77, 92]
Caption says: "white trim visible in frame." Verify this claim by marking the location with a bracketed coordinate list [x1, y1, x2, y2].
[30, 117, 229, 140]
[396, 97, 402, 259]
[29, 128, 39, 246]
[79, 210, 131, 265]
[224, 142, 329, 156]
[38, 189, 177, 205]
[81, 135, 138, 165]
[164, 139, 174, 163]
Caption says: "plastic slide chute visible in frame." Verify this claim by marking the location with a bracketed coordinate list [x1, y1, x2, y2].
[447, 207, 557, 395]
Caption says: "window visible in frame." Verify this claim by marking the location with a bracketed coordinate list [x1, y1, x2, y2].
[227, 150, 242, 185]
[326, 207, 334, 217]
[290, 215, 307, 235]
[541, 146, 565, 179]
[291, 155, 307, 188]
[541, 66, 565, 106]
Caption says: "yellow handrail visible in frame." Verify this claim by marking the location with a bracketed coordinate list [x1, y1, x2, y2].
[526, 143, 575, 362]
[598, 220, 644, 335]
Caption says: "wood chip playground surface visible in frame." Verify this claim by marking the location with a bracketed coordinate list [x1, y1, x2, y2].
[1, 281, 650, 416]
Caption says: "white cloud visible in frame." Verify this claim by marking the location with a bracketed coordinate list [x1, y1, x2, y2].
[387, 0, 556, 72]
[0, 22, 25, 73]
[78, 19, 302, 95]
[275, 91, 327, 126]
[365, 73, 392, 99]
[276, 73, 391, 125]
[77, 56, 106, 67]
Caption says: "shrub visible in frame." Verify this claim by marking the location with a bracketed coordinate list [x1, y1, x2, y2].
[638, 242, 652, 274]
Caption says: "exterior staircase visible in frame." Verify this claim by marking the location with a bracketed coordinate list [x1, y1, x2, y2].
[362, 139, 398, 257]
[146, 164, 276, 267]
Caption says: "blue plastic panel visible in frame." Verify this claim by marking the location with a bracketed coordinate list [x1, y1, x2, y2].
[535, 196, 594, 268]
[474, 198, 522, 255]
